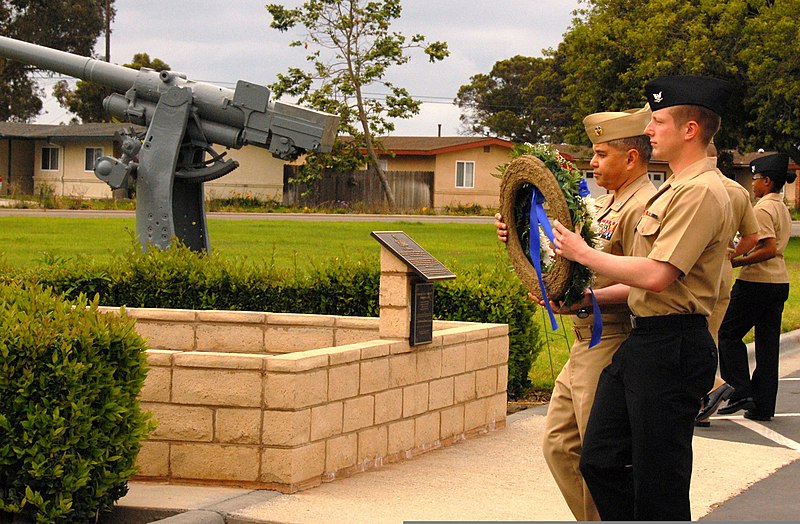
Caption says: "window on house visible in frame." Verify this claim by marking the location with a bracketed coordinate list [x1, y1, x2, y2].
[377, 158, 389, 171]
[85, 147, 103, 171]
[583, 170, 594, 178]
[455, 161, 475, 188]
[648, 172, 665, 182]
[41, 147, 59, 171]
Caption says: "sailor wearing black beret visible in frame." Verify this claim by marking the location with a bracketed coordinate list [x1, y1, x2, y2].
[718, 152, 795, 426]
[552, 75, 736, 520]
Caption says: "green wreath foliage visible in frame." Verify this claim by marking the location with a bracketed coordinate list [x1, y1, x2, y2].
[497, 143, 597, 306]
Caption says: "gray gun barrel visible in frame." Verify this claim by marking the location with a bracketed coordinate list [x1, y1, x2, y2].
[0, 35, 339, 156]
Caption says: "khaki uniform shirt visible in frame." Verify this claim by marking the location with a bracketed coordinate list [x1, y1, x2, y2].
[628, 157, 732, 317]
[573, 174, 657, 329]
[738, 192, 791, 284]
[708, 173, 759, 339]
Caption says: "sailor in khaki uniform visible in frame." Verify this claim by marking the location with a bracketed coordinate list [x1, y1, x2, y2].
[694, 143, 759, 425]
[551, 75, 734, 521]
[717, 153, 795, 421]
[539, 107, 656, 522]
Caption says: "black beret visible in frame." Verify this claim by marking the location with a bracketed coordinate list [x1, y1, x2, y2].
[750, 153, 789, 178]
[644, 75, 733, 116]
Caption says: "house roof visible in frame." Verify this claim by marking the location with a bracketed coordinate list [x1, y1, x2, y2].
[363, 136, 515, 156]
[0, 122, 143, 141]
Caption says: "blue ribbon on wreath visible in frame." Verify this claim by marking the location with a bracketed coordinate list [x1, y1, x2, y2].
[529, 187, 559, 331]
[577, 180, 603, 348]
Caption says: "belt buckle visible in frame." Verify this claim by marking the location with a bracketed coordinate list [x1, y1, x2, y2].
[630, 315, 638, 329]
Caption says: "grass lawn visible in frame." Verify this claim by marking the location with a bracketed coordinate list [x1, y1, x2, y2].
[2, 215, 799, 392]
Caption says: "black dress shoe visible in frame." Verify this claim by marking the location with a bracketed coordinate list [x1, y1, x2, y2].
[718, 397, 756, 415]
[744, 410, 772, 421]
[696, 383, 735, 422]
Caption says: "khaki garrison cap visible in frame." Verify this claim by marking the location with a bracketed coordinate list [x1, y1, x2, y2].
[583, 105, 652, 145]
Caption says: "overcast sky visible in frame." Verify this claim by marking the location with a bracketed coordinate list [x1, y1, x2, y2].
[35, 0, 583, 136]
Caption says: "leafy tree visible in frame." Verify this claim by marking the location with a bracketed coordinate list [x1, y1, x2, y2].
[556, 0, 800, 162]
[0, 0, 115, 122]
[455, 55, 571, 144]
[266, 0, 449, 208]
[53, 53, 170, 123]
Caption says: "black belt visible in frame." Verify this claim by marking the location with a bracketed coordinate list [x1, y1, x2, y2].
[630, 314, 707, 331]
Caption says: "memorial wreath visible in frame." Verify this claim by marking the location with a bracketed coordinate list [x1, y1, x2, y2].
[497, 143, 597, 309]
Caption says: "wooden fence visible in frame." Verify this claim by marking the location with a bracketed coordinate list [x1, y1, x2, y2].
[283, 167, 433, 211]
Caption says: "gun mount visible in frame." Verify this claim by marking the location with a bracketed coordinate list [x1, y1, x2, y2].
[0, 35, 339, 251]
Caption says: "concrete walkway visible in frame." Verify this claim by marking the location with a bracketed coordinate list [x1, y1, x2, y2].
[103, 333, 800, 523]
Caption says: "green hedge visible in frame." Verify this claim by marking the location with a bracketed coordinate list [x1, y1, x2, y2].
[0, 283, 152, 523]
[10, 246, 541, 399]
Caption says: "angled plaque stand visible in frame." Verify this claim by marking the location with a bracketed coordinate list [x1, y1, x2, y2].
[372, 231, 456, 346]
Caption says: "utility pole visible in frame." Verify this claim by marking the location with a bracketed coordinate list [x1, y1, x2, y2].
[104, 0, 111, 62]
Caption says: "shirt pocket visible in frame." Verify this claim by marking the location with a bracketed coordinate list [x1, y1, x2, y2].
[636, 213, 661, 238]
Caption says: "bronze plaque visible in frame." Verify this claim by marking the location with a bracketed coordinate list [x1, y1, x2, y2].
[371, 231, 456, 281]
[410, 281, 434, 345]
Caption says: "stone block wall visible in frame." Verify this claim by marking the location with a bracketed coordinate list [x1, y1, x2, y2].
[102, 307, 509, 493]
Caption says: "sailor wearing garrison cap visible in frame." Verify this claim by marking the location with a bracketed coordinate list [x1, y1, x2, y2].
[540, 104, 657, 522]
[717, 151, 795, 426]
[549, 75, 735, 520]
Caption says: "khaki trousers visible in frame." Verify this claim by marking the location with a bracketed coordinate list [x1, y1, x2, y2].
[542, 320, 630, 521]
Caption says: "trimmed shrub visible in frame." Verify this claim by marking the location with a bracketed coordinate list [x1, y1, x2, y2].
[0, 283, 151, 523]
[15, 246, 541, 399]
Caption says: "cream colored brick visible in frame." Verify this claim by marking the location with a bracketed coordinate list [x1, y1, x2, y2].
[403, 383, 428, 417]
[389, 353, 416, 387]
[387, 418, 415, 455]
[329, 346, 362, 366]
[265, 351, 328, 372]
[329, 363, 360, 401]
[264, 370, 328, 409]
[429, 377, 454, 410]
[261, 442, 326, 484]
[389, 340, 412, 354]
[196, 310, 266, 324]
[264, 326, 334, 353]
[343, 396, 374, 433]
[262, 410, 310, 446]
[465, 339, 489, 371]
[145, 349, 177, 366]
[175, 352, 265, 370]
[466, 327, 490, 341]
[361, 341, 391, 360]
[488, 393, 508, 424]
[379, 306, 411, 339]
[440, 405, 465, 439]
[311, 402, 344, 441]
[334, 316, 378, 330]
[147, 404, 213, 442]
[127, 308, 196, 322]
[360, 358, 389, 394]
[374, 389, 403, 425]
[454, 372, 476, 404]
[380, 246, 413, 274]
[172, 368, 261, 407]
[171, 443, 259, 482]
[136, 322, 195, 351]
[140, 366, 171, 402]
[439, 328, 468, 346]
[416, 348, 442, 381]
[135, 441, 169, 477]
[441, 344, 466, 377]
[415, 412, 440, 448]
[476, 367, 497, 398]
[195, 324, 264, 353]
[334, 329, 375, 346]
[326, 433, 358, 473]
[358, 426, 388, 462]
[498, 364, 509, 393]
[464, 398, 488, 431]
[266, 313, 336, 327]
[487, 336, 509, 365]
[488, 324, 509, 337]
[216, 408, 261, 445]
[379, 274, 412, 307]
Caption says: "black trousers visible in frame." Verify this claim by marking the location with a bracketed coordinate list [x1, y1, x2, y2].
[718, 279, 789, 417]
[579, 315, 716, 521]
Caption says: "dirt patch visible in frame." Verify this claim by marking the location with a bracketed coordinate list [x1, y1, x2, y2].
[507, 389, 551, 414]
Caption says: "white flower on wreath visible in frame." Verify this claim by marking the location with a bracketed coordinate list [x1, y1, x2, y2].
[539, 226, 556, 270]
